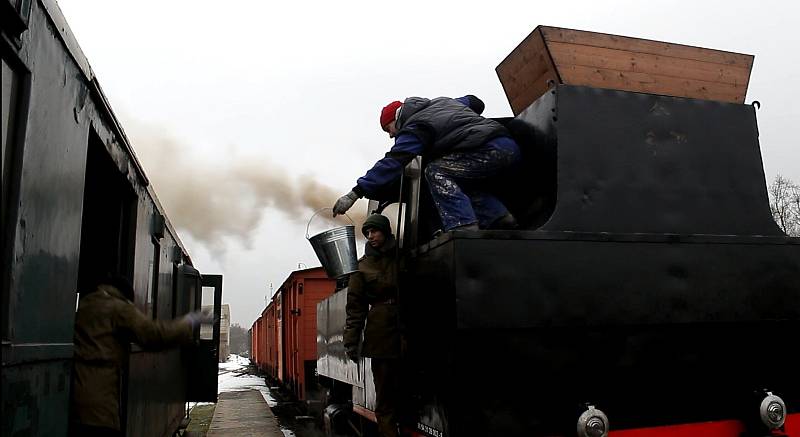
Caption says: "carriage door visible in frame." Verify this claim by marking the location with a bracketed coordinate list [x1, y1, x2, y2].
[187, 274, 223, 402]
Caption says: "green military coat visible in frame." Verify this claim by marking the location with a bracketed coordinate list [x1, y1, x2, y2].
[71, 284, 194, 430]
[344, 238, 401, 359]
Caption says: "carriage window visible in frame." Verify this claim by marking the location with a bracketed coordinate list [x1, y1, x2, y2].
[146, 239, 160, 318]
[200, 286, 215, 340]
[171, 263, 179, 318]
[1, 0, 32, 38]
[76, 131, 138, 300]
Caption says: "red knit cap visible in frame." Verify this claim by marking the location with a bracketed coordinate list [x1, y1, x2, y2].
[380, 100, 403, 128]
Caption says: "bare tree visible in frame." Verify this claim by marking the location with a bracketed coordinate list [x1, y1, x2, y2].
[229, 323, 250, 356]
[769, 174, 800, 237]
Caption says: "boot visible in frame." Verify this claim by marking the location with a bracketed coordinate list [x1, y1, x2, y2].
[488, 213, 519, 230]
[449, 223, 479, 232]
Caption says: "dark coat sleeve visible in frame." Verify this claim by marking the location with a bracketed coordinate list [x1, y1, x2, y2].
[353, 133, 424, 199]
[344, 271, 368, 355]
[115, 302, 194, 349]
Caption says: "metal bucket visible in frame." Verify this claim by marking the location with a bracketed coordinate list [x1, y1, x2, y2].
[306, 208, 359, 278]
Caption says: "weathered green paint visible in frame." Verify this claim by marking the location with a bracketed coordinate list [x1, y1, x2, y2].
[2, 1, 201, 435]
[2, 361, 71, 436]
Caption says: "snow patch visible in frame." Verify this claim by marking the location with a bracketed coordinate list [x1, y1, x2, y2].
[218, 353, 250, 371]
[218, 373, 267, 393]
[217, 354, 277, 408]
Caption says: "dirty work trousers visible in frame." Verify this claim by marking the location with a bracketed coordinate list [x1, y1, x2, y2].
[372, 358, 400, 437]
[425, 136, 521, 230]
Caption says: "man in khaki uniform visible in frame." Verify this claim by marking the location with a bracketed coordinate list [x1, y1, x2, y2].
[70, 275, 208, 436]
[344, 214, 402, 437]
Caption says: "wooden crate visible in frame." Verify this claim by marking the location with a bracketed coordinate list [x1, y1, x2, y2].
[496, 26, 754, 115]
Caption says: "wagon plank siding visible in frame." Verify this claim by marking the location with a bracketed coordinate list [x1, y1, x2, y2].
[496, 28, 560, 115]
[496, 29, 555, 100]
[540, 26, 753, 68]
[547, 41, 751, 86]
[557, 64, 745, 103]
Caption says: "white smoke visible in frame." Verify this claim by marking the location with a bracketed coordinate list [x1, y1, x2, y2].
[125, 122, 367, 255]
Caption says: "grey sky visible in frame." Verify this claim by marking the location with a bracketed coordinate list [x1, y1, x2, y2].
[57, 0, 800, 327]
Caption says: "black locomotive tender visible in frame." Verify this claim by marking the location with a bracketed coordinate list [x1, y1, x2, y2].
[316, 76, 800, 436]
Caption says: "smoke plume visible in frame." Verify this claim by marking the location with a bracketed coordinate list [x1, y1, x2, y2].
[125, 123, 367, 255]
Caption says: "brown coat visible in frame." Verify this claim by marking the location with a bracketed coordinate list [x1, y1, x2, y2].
[344, 238, 401, 359]
[71, 284, 194, 430]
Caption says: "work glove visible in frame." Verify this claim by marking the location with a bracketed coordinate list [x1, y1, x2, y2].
[333, 191, 360, 216]
[183, 308, 213, 329]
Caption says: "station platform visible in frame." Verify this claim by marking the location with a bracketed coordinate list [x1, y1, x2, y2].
[207, 390, 283, 436]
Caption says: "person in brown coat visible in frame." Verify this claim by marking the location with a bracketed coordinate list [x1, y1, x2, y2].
[344, 214, 402, 437]
[70, 274, 208, 436]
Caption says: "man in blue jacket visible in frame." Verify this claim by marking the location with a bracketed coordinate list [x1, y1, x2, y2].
[333, 95, 521, 231]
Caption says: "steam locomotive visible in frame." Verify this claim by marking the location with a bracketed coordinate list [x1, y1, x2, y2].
[2, 2, 222, 436]
[314, 27, 800, 436]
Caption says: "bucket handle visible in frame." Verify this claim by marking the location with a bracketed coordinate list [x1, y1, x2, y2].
[306, 207, 355, 239]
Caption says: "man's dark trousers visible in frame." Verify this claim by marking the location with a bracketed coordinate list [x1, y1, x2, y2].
[372, 358, 400, 437]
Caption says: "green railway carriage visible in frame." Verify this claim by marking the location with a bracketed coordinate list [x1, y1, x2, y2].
[2, 1, 222, 435]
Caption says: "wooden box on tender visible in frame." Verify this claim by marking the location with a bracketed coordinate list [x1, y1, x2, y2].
[496, 25, 754, 115]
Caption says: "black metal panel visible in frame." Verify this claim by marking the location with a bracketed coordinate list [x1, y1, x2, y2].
[447, 321, 799, 435]
[186, 274, 223, 403]
[540, 85, 780, 235]
[454, 235, 800, 329]
[403, 234, 800, 435]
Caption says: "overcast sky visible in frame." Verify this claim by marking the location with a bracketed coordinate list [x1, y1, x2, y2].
[57, 0, 800, 327]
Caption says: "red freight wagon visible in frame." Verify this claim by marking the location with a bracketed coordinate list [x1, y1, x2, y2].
[274, 267, 337, 400]
[250, 316, 261, 368]
[260, 311, 267, 370]
[263, 302, 278, 380]
[250, 301, 278, 378]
